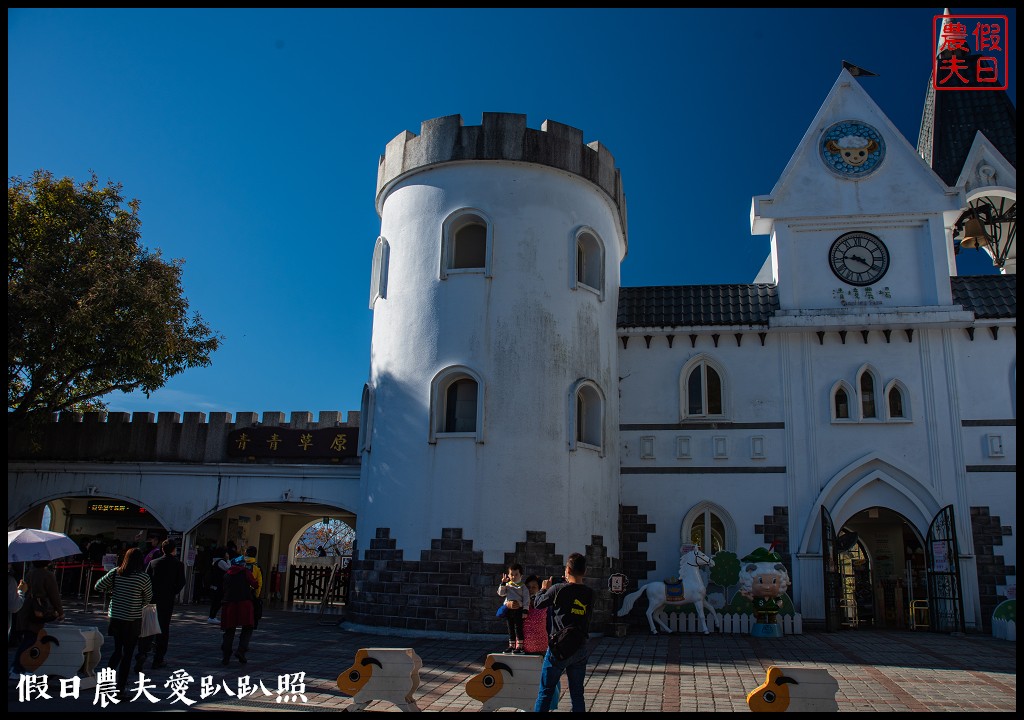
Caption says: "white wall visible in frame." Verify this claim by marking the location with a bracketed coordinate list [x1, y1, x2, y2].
[362, 161, 625, 561]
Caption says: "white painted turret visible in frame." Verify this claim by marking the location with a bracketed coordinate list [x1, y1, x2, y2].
[359, 113, 627, 564]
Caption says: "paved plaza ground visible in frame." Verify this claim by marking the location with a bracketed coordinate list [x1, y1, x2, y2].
[7, 602, 1016, 712]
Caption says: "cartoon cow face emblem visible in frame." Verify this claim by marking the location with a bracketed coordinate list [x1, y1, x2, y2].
[826, 137, 879, 166]
[17, 628, 61, 672]
[820, 121, 885, 177]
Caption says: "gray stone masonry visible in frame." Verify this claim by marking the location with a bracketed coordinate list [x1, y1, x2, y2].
[347, 528, 615, 635]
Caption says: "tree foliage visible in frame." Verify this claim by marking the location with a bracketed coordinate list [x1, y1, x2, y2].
[295, 519, 354, 559]
[709, 550, 740, 588]
[8, 170, 222, 425]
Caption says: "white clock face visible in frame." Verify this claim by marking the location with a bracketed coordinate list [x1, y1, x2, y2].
[829, 232, 889, 286]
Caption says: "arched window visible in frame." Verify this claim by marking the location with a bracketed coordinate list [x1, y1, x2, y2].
[569, 379, 604, 452]
[445, 380, 478, 432]
[441, 209, 492, 278]
[572, 227, 605, 299]
[835, 388, 850, 418]
[682, 503, 735, 556]
[883, 379, 911, 422]
[453, 224, 486, 268]
[830, 380, 855, 422]
[369, 236, 389, 308]
[887, 386, 903, 418]
[680, 356, 726, 419]
[858, 366, 879, 420]
[429, 366, 485, 442]
[40, 504, 53, 532]
[358, 383, 375, 452]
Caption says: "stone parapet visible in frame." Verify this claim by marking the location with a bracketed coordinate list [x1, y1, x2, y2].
[7, 410, 361, 464]
[376, 113, 627, 239]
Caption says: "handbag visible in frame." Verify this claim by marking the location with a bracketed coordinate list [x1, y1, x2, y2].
[496, 603, 508, 618]
[31, 595, 59, 623]
[140, 603, 162, 637]
[549, 624, 586, 661]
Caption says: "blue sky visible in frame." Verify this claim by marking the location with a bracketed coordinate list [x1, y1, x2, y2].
[8, 8, 1016, 418]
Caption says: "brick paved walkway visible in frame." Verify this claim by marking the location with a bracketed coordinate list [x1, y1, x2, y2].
[8, 603, 1016, 712]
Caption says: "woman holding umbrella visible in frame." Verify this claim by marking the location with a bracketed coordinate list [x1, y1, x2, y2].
[12, 559, 64, 674]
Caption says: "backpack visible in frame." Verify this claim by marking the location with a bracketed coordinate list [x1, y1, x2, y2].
[31, 595, 59, 623]
[548, 584, 591, 661]
[549, 624, 587, 661]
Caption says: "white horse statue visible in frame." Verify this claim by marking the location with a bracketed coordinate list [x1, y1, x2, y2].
[617, 547, 718, 635]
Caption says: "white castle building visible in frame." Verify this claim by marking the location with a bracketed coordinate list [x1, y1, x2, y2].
[8, 64, 1015, 636]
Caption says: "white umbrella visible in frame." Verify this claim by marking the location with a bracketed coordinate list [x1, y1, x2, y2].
[7, 528, 82, 562]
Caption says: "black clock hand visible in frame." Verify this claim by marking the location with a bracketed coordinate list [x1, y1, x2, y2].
[845, 253, 871, 268]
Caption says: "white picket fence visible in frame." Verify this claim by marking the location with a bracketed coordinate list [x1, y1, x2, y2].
[653, 609, 804, 635]
[991, 618, 1016, 641]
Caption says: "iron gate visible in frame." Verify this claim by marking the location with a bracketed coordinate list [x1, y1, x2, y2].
[926, 504, 965, 633]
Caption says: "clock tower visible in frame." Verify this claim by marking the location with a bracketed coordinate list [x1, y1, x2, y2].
[751, 68, 968, 318]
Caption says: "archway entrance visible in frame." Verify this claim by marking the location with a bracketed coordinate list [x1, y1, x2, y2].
[835, 508, 927, 629]
[185, 501, 356, 615]
[822, 505, 964, 633]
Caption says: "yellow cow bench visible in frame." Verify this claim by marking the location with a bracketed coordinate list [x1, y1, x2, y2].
[747, 665, 839, 712]
[337, 647, 423, 711]
[465, 653, 545, 711]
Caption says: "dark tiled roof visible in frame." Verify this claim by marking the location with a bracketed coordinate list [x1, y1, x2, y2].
[617, 285, 779, 328]
[617, 277, 1015, 330]
[918, 55, 1017, 186]
[951, 274, 1017, 319]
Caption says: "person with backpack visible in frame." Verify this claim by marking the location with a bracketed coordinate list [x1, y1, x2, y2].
[220, 554, 257, 665]
[243, 546, 264, 630]
[206, 547, 230, 624]
[532, 552, 594, 712]
[12, 560, 64, 677]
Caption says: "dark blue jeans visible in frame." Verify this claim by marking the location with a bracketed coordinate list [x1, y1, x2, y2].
[534, 646, 586, 712]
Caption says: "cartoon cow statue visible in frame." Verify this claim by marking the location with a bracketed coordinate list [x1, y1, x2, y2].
[337, 647, 423, 711]
[747, 665, 839, 712]
[738, 546, 791, 637]
[465, 652, 546, 711]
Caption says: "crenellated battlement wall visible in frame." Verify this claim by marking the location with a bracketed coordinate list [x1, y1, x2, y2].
[376, 112, 627, 236]
[7, 410, 361, 465]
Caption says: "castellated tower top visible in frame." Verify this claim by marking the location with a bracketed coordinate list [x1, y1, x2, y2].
[376, 112, 627, 236]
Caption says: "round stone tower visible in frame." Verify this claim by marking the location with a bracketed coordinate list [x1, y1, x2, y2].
[349, 113, 627, 633]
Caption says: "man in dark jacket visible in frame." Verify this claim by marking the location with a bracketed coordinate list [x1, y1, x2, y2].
[135, 540, 186, 670]
[532, 552, 594, 712]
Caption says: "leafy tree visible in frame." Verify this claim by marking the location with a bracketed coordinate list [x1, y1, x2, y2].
[709, 550, 740, 588]
[8, 170, 222, 426]
[295, 519, 354, 559]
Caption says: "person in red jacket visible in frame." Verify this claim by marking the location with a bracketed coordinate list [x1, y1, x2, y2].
[220, 555, 257, 665]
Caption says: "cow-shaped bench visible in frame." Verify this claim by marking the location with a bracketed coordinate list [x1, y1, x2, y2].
[747, 665, 839, 712]
[465, 653, 546, 711]
[15, 625, 104, 689]
[337, 647, 423, 711]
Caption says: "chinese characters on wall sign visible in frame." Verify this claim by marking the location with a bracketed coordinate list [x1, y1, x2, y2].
[227, 426, 358, 460]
